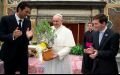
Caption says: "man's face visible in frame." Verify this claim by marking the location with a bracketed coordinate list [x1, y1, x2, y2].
[19, 7, 30, 19]
[52, 16, 62, 28]
[88, 24, 93, 31]
[92, 19, 103, 31]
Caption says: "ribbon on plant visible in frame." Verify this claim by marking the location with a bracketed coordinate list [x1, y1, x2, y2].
[36, 45, 43, 63]
[36, 42, 47, 63]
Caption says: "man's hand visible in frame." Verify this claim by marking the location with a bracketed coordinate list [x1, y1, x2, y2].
[89, 49, 98, 59]
[26, 28, 33, 39]
[13, 27, 22, 40]
[84, 47, 95, 54]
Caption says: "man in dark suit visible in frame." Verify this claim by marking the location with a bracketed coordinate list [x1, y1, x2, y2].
[0, 2, 33, 75]
[85, 14, 119, 74]
[82, 22, 94, 74]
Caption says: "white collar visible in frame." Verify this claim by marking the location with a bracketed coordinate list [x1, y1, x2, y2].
[100, 26, 107, 33]
[15, 13, 24, 22]
[54, 25, 63, 31]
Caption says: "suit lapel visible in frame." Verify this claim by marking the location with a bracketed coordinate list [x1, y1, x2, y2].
[12, 15, 27, 31]
[99, 29, 111, 49]
[96, 32, 99, 49]
[93, 31, 99, 49]
[12, 15, 28, 33]
[11, 15, 19, 27]
[8, 15, 19, 31]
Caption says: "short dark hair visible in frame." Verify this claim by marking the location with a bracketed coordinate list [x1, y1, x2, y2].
[88, 22, 94, 26]
[93, 14, 108, 24]
[16, 2, 30, 12]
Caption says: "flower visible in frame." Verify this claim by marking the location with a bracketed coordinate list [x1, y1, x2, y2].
[37, 42, 48, 51]
[28, 42, 48, 58]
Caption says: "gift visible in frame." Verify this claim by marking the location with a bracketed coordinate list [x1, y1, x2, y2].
[42, 48, 54, 61]
[34, 20, 57, 62]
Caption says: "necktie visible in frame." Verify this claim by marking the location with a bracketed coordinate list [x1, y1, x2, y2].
[19, 20, 22, 30]
[99, 32, 104, 45]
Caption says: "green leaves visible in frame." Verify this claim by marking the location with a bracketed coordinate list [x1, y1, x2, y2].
[35, 19, 55, 47]
[36, 19, 50, 34]
[70, 44, 83, 55]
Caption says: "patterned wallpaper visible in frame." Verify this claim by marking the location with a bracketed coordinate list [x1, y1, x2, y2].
[108, 8, 120, 34]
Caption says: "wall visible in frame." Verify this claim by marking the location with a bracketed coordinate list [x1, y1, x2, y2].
[29, 0, 102, 1]
[0, 0, 3, 20]
[108, 8, 120, 34]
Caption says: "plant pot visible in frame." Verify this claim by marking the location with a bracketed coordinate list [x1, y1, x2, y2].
[42, 48, 54, 61]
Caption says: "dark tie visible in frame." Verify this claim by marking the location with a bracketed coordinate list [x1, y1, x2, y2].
[19, 20, 22, 30]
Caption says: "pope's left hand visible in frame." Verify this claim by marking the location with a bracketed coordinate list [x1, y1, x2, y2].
[52, 53, 58, 59]
[26, 28, 33, 39]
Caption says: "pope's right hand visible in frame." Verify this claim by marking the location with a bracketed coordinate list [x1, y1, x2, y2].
[13, 27, 22, 40]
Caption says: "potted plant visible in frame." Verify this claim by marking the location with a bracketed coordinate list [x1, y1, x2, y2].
[29, 19, 56, 61]
[70, 44, 83, 56]
[35, 19, 56, 47]
[70, 44, 83, 74]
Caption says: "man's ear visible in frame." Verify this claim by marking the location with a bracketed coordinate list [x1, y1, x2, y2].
[102, 22, 106, 26]
[18, 8, 22, 12]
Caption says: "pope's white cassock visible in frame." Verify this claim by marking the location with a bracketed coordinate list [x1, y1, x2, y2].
[44, 25, 75, 74]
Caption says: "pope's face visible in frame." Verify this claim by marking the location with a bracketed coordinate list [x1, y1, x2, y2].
[52, 16, 62, 28]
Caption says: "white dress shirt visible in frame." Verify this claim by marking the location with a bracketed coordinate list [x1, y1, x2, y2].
[99, 26, 107, 45]
[15, 13, 24, 27]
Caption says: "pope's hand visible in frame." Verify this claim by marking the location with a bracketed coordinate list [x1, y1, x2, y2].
[52, 53, 58, 59]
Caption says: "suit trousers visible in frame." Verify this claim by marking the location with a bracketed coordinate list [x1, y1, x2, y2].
[4, 53, 28, 75]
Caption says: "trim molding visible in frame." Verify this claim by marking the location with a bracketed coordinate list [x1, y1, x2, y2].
[25, 1, 106, 9]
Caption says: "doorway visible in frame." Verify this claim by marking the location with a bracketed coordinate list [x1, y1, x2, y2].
[63, 23, 85, 44]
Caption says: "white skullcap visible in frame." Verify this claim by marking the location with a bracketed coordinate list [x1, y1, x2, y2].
[54, 14, 63, 20]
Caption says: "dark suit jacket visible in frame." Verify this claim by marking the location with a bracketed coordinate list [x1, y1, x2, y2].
[0, 15, 31, 63]
[92, 28, 120, 74]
